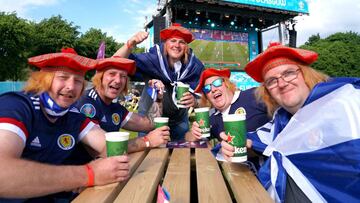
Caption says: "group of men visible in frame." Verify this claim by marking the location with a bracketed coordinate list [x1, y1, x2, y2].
[0, 23, 359, 202]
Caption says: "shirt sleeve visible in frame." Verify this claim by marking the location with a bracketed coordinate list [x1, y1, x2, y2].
[0, 93, 33, 144]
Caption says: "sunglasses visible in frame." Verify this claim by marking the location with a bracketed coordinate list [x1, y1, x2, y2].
[202, 78, 224, 94]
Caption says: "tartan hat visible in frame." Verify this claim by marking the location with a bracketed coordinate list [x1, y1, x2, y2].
[160, 23, 195, 44]
[244, 42, 318, 82]
[95, 56, 136, 76]
[194, 68, 231, 93]
[28, 48, 96, 76]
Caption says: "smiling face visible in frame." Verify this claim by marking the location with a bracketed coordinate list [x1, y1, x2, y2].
[48, 71, 84, 108]
[204, 76, 234, 112]
[264, 64, 310, 114]
[97, 68, 128, 104]
[165, 37, 187, 64]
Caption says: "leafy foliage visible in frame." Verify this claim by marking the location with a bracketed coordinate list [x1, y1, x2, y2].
[300, 32, 360, 77]
[0, 13, 136, 81]
[0, 12, 34, 80]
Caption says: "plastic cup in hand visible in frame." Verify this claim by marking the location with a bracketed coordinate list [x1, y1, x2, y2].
[154, 117, 169, 147]
[105, 132, 129, 157]
[194, 107, 210, 138]
[176, 83, 189, 108]
[154, 117, 169, 128]
[222, 114, 247, 162]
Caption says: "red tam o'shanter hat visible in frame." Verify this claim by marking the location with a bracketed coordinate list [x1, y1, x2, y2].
[28, 48, 96, 76]
[160, 23, 195, 44]
[95, 56, 136, 76]
[244, 42, 318, 82]
[194, 68, 231, 93]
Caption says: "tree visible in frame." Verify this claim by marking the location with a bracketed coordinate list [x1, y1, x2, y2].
[32, 15, 80, 56]
[75, 28, 121, 59]
[300, 32, 360, 77]
[0, 12, 34, 80]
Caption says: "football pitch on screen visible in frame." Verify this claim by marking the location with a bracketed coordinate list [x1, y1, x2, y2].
[190, 40, 249, 69]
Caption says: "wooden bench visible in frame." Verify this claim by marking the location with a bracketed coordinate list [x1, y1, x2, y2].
[73, 147, 273, 203]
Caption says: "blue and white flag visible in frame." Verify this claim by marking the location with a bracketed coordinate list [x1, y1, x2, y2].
[147, 86, 158, 102]
[249, 78, 360, 202]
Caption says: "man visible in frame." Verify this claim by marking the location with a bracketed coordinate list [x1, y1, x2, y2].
[186, 68, 269, 141]
[0, 48, 129, 202]
[113, 23, 204, 140]
[221, 42, 360, 202]
[73, 56, 169, 163]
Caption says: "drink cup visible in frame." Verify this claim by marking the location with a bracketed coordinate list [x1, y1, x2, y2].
[176, 83, 190, 108]
[154, 117, 169, 128]
[194, 107, 210, 138]
[105, 132, 129, 157]
[154, 117, 169, 147]
[222, 114, 247, 162]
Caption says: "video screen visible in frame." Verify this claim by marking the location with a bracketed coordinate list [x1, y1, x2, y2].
[189, 28, 249, 70]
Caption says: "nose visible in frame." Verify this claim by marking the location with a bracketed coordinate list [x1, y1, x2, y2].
[277, 77, 288, 88]
[65, 78, 76, 90]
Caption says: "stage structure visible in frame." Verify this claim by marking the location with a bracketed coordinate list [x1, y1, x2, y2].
[145, 0, 309, 89]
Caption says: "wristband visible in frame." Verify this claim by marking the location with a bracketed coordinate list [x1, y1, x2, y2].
[85, 164, 94, 187]
[142, 136, 151, 148]
[126, 40, 134, 50]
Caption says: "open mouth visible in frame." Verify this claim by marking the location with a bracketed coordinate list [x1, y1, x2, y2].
[59, 93, 74, 99]
[213, 92, 222, 99]
[109, 85, 120, 91]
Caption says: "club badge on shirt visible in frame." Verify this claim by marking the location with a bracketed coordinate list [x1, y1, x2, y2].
[57, 134, 75, 150]
[80, 103, 96, 118]
[235, 107, 246, 115]
[112, 113, 120, 125]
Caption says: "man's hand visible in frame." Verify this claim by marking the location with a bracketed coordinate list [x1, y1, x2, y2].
[180, 92, 196, 108]
[219, 132, 252, 162]
[148, 79, 165, 100]
[89, 155, 130, 186]
[127, 31, 149, 48]
[190, 121, 202, 141]
[146, 126, 170, 147]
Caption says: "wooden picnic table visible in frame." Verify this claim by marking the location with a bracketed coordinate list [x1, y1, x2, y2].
[72, 147, 273, 203]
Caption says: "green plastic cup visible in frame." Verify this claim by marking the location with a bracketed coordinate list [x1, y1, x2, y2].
[222, 114, 247, 162]
[194, 107, 210, 138]
[176, 83, 189, 108]
[105, 132, 129, 157]
[154, 117, 169, 128]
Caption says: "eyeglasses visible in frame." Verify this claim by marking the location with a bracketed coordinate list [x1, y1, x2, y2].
[202, 78, 224, 94]
[264, 69, 301, 89]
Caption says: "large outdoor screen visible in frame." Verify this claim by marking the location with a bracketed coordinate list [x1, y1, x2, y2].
[188, 28, 249, 70]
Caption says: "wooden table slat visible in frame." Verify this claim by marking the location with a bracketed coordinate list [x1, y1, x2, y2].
[195, 148, 232, 203]
[221, 162, 274, 203]
[72, 150, 148, 203]
[113, 148, 169, 203]
[162, 148, 191, 203]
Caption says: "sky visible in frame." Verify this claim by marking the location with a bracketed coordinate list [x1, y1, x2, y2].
[1, 0, 360, 47]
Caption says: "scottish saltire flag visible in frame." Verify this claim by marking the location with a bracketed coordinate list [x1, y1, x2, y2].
[157, 185, 170, 203]
[249, 78, 360, 203]
[97, 41, 105, 59]
[147, 86, 158, 102]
